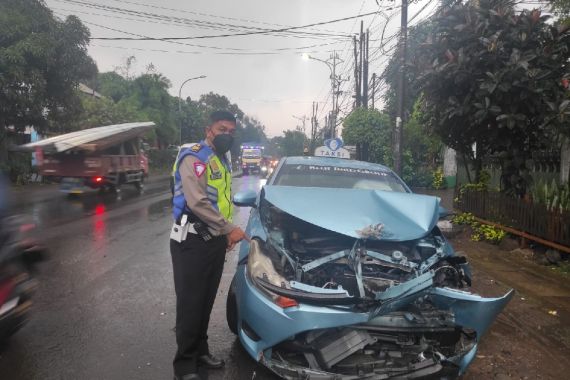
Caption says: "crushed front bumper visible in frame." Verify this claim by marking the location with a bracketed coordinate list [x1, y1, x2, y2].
[264, 353, 463, 380]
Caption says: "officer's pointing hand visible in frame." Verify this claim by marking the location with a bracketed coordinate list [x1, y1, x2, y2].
[227, 227, 249, 251]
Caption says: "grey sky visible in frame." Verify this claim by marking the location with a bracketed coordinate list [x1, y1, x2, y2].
[45, 0, 439, 137]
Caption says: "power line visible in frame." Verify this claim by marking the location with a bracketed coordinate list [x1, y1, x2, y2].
[88, 43, 344, 56]
[82, 9, 381, 41]
[69, 17, 348, 54]
[104, 0, 360, 35]
[315, 0, 371, 120]
[54, 0, 354, 40]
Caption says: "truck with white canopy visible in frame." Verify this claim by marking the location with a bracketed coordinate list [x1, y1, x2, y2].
[16, 122, 155, 194]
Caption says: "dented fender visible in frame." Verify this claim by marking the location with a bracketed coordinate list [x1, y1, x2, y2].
[428, 287, 515, 338]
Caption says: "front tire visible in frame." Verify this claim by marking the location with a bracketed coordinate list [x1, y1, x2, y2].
[134, 172, 144, 194]
[226, 276, 238, 335]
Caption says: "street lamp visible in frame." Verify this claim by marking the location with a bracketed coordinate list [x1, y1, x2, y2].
[178, 75, 206, 145]
[302, 53, 342, 138]
[302, 53, 333, 74]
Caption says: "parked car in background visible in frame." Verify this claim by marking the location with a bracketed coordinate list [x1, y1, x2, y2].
[227, 156, 513, 379]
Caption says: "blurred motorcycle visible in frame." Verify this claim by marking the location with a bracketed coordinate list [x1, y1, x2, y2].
[0, 215, 45, 342]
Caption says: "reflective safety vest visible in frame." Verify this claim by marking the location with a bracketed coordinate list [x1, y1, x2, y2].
[172, 141, 233, 223]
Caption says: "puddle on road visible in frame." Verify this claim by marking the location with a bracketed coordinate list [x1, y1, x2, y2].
[147, 198, 172, 216]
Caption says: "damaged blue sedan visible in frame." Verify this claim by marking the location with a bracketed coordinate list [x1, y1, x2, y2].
[227, 156, 513, 379]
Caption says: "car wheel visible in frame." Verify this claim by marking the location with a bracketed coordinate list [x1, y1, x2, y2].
[226, 276, 238, 335]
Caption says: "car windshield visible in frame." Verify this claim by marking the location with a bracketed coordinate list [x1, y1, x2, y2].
[274, 163, 408, 192]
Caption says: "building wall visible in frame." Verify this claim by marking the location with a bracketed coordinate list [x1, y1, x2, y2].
[443, 147, 457, 188]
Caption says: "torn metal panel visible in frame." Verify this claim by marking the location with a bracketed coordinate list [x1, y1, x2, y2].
[301, 250, 347, 272]
[289, 281, 350, 296]
[365, 250, 418, 271]
[375, 271, 434, 301]
[428, 287, 515, 338]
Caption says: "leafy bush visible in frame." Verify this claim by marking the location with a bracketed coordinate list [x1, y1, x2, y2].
[451, 212, 476, 225]
[530, 179, 570, 212]
[403, 165, 433, 188]
[1, 152, 32, 185]
[432, 167, 444, 189]
[471, 223, 506, 244]
[147, 149, 177, 172]
[452, 212, 506, 244]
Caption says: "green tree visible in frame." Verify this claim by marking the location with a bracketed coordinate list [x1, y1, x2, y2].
[381, 21, 433, 121]
[128, 73, 177, 147]
[178, 98, 207, 144]
[96, 72, 130, 103]
[79, 96, 143, 129]
[0, 0, 97, 174]
[240, 116, 267, 144]
[92, 65, 268, 152]
[0, 0, 97, 134]
[198, 92, 244, 120]
[342, 108, 392, 165]
[94, 70, 178, 147]
[414, 0, 570, 195]
[193, 93, 268, 157]
[551, 0, 570, 21]
[278, 130, 305, 157]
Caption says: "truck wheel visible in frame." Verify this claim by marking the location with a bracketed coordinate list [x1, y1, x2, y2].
[226, 276, 238, 335]
[134, 172, 144, 194]
[114, 186, 122, 200]
[113, 175, 124, 200]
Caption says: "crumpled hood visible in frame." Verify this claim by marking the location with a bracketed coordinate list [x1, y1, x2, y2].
[263, 186, 440, 242]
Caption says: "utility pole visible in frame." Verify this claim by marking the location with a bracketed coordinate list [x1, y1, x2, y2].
[362, 28, 370, 108]
[310, 102, 319, 152]
[371, 73, 377, 109]
[394, 0, 408, 175]
[292, 115, 307, 134]
[330, 52, 337, 139]
[353, 24, 370, 110]
[359, 21, 364, 108]
[305, 52, 343, 138]
[353, 36, 361, 108]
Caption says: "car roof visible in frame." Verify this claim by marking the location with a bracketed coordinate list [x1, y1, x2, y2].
[283, 156, 393, 172]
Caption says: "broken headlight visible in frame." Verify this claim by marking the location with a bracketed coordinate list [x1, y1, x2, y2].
[246, 240, 298, 308]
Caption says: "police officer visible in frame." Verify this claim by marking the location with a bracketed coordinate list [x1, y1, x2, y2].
[170, 110, 247, 380]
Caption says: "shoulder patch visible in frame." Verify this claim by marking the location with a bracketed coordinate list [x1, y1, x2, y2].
[191, 144, 202, 152]
[193, 162, 206, 177]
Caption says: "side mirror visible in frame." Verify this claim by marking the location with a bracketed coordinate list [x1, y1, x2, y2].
[233, 190, 257, 208]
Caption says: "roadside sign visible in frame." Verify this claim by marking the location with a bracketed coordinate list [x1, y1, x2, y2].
[314, 138, 350, 159]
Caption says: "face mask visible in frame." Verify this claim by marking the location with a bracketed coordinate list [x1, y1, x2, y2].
[212, 134, 234, 155]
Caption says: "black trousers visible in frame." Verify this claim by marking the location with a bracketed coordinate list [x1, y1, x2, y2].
[170, 233, 227, 375]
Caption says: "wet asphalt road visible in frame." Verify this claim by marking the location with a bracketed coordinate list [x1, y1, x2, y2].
[0, 175, 278, 380]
